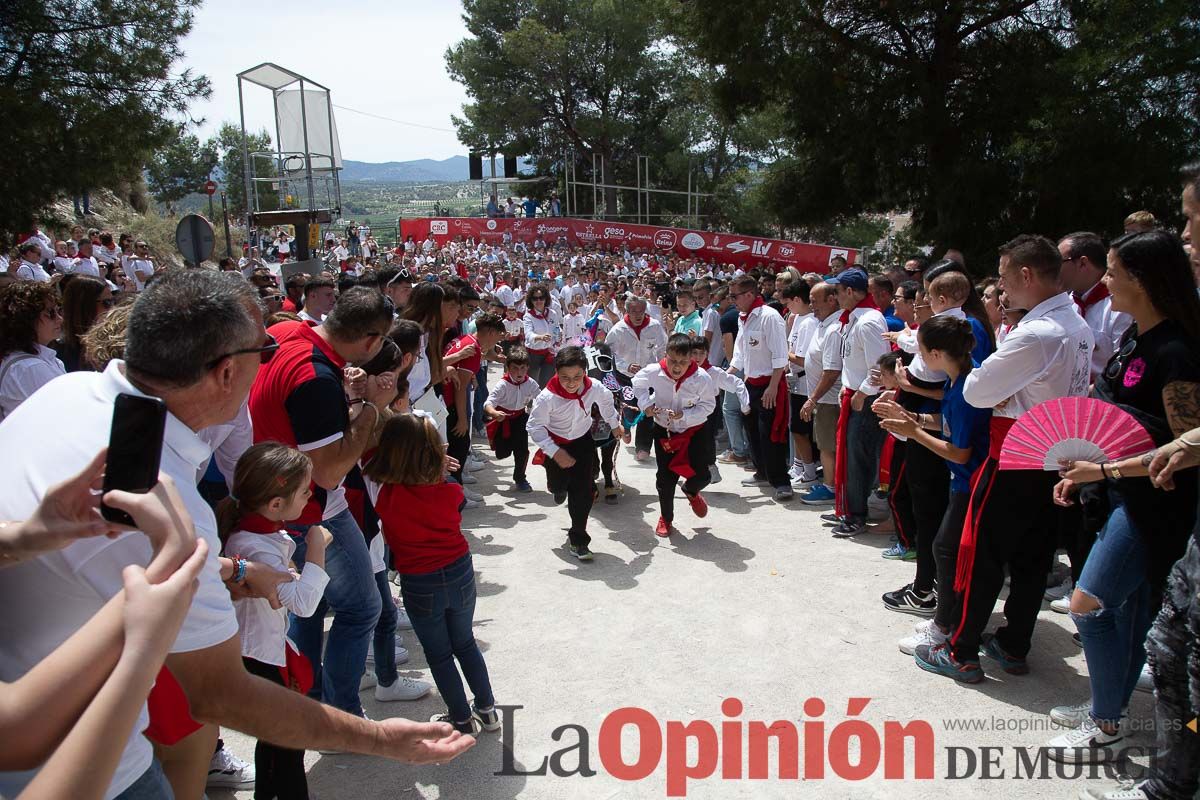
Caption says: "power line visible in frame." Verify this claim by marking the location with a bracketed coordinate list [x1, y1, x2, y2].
[331, 104, 456, 134]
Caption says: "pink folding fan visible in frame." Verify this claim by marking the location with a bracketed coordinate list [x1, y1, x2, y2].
[998, 396, 1156, 471]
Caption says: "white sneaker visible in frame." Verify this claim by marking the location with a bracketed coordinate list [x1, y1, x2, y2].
[791, 474, 819, 489]
[1045, 577, 1074, 602]
[914, 619, 933, 633]
[1049, 700, 1092, 728]
[207, 747, 254, 789]
[1051, 596, 1071, 614]
[375, 676, 432, 702]
[1078, 780, 1151, 800]
[462, 487, 484, 502]
[466, 457, 485, 472]
[1135, 663, 1153, 693]
[898, 620, 948, 655]
[360, 671, 377, 691]
[461, 472, 478, 484]
[462, 497, 484, 510]
[1046, 717, 1124, 764]
[396, 608, 414, 630]
[367, 641, 410, 666]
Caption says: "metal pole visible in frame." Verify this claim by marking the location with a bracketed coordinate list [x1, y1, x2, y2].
[208, 193, 215, 223]
[592, 152, 598, 220]
[298, 78, 316, 216]
[221, 192, 232, 257]
[237, 77, 253, 233]
[636, 154, 641, 225]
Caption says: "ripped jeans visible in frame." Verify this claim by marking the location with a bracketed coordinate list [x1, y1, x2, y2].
[1142, 537, 1200, 800]
[1073, 502, 1154, 726]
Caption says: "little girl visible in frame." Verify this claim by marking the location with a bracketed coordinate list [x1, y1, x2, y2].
[218, 443, 331, 800]
[363, 413, 500, 735]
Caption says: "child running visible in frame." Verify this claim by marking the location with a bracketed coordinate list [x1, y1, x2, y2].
[873, 316, 991, 656]
[364, 413, 501, 735]
[218, 443, 332, 800]
[484, 346, 541, 492]
[633, 333, 717, 536]
[528, 345, 625, 561]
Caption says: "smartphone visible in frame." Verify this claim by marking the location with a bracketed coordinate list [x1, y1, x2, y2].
[100, 393, 167, 526]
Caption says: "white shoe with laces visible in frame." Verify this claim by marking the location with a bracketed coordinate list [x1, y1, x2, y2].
[462, 497, 484, 510]
[1078, 781, 1151, 800]
[367, 640, 410, 666]
[375, 676, 431, 702]
[466, 457, 486, 471]
[1051, 596, 1071, 614]
[207, 747, 254, 789]
[1046, 717, 1124, 764]
[1045, 577, 1074, 602]
[462, 486, 484, 502]
[898, 620, 948, 655]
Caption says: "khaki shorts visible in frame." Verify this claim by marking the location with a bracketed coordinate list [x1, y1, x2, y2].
[814, 402, 839, 453]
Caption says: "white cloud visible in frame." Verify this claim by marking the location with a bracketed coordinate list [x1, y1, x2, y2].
[179, 0, 471, 162]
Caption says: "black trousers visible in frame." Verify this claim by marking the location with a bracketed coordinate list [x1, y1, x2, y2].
[888, 441, 916, 549]
[594, 437, 617, 487]
[933, 491, 971, 631]
[242, 657, 308, 800]
[544, 435, 597, 548]
[494, 414, 529, 484]
[903, 442, 950, 593]
[951, 462, 1059, 662]
[653, 423, 713, 522]
[743, 382, 789, 488]
[446, 406, 471, 482]
[704, 403, 722, 467]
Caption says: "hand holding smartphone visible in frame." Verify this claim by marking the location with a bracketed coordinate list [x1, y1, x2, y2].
[100, 394, 167, 526]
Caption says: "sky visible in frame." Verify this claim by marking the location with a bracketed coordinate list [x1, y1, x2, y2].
[178, 0, 471, 163]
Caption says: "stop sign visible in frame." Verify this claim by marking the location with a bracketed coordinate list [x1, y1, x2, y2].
[204, 180, 217, 196]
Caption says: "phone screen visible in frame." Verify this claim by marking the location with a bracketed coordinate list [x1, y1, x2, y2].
[100, 393, 167, 525]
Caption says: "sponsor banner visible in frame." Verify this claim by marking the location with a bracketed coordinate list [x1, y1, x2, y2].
[399, 217, 859, 273]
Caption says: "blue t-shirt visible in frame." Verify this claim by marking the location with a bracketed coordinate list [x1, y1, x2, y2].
[523, 199, 538, 217]
[882, 305, 906, 333]
[967, 316, 994, 367]
[941, 371, 991, 494]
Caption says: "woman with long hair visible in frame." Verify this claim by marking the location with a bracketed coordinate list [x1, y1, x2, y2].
[1050, 230, 1200, 761]
[0, 282, 66, 419]
[402, 281, 449, 401]
[53, 275, 113, 372]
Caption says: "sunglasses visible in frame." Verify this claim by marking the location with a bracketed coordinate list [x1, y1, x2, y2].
[1103, 338, 1138, 381]
[206, 333, 279, 369]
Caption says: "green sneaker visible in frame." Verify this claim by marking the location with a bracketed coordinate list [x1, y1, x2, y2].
[882, 542, 909, 560]
[568, 543, 594, 562]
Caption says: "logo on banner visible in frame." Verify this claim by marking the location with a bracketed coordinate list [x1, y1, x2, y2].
[725, 240, 750, 254]
[680, 232, 706, 250]
[653, 230, 677, 249]
[751, 241, 772, 257]
[579, 224, 600, 242]
[486, 219, 497, 231]
[603, 227, 626, 239]
[430, 220, 448, 235]
[829, 248, 849, 264]
[537, 224, 569, 236]
[780, 245, 795, 257]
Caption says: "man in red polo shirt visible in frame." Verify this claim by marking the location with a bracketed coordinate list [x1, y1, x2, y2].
[249, 287, 426, 716]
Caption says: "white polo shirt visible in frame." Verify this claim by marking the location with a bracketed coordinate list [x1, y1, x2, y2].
[12, 259, 50, 283]
[0, 361, 240, 800]
[730, 304, 788, 380]
[0, 344, 65, 418]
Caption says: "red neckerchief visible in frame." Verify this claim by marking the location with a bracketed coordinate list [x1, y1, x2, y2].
[660, 358, 699, 390]
[237, 512, 282, 534]
[700, 359, 712, 370]
[739, 296, 765, 323]
[529, 306, 549, 321]
[624, 314, 651, 339]
[545, 374, 587, 409]
[839, 293, 879, 325]
[1075, 282, 1109, 315]
[503, 374, 528, 386]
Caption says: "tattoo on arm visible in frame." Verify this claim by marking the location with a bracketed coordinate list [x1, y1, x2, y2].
[1163, 381, 1200, 438]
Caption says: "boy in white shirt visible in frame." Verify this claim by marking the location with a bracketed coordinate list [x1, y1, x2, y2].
[484, 347, 541, 492]
[561, 302, 585, 344]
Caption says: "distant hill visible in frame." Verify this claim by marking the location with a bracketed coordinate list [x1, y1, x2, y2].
[340, 156, 535, 183]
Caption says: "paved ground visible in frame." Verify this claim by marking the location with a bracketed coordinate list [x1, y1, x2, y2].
[214, 405, 1159, 800]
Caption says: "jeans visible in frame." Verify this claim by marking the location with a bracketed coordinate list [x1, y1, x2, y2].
[1073, 502, 1154, 725]
[373, 570, 398, 687]
[471, 364, 489, 432]
[113, 759, 173, 800]
[721, 372, 749, 458]
[399, 554, 494, 724]
[289, 508, 381, 716]
[845, 399, 886, 521]
[1142, 537, 1200, 800]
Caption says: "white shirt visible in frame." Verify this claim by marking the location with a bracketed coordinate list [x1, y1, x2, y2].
[129, 258, 155, 291]
[787, 313, 819, 394]
[494, 284, 515, 308]
[409, 334, 432, 402]
[52, 255, 74, 273]
[527, 378, 620, 456]
[1075, 284, 1132, 380]
[839, 307, 889, 396]
[0, 361, 239, 799]
[12, 258, 50, 282]
[631, 363, 715, 433]
[96, 244, 120, 265]
[702, 305, 724, 366]
[0, 344, 65, 418]
[730, 305, 788, 380]
[805, 313, 844, 404]
[907, 307, 966, 383]
[561, 312, 584, 342]
[963, 292, 1094, 419]
[523, 311, 560, 352]
[226, 529, 328, 666]
[607, 317, 668, 377]
[485, 375, 541, 412]
[705, 365, 750, 412]
[71, 255, 101, 277]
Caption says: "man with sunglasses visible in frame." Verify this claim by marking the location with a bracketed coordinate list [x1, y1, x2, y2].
[378, 265, 413, 314]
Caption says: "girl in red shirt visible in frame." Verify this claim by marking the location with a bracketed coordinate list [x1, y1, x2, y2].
[364, 414, 500, 735]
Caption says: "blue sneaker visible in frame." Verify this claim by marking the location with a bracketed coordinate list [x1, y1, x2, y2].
[882, 542, 908, 559]
[914, 643, 984, 684]
[515, 480, 533, 493]
[801, 484, 836, 505]
[981, 633, 1030, 675]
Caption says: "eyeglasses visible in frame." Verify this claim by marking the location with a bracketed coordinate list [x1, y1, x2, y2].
[386, 269, 412, 289]
[206, 334, 278, 369]
[913, 303, 931, 311]
[1103, 338, 1137, 381]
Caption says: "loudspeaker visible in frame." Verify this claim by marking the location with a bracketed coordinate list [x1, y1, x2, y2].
[503, 155, 517, 178]
[469, 153, 483, 181]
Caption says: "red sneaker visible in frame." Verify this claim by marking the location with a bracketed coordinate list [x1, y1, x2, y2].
[654, 517, 673, 537]
[687, 492, 708, 518]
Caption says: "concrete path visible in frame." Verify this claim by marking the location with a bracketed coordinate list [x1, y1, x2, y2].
[214, 429, 1157, 800]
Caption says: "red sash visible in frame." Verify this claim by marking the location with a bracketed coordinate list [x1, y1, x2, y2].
[834, 388, 854, 516]
[953, 417, 1014, 594]
[486, 407, 526, 450]
[746, 374, 788, 444]
[658, 423, 705, 479]
[532, 431, 572, 466]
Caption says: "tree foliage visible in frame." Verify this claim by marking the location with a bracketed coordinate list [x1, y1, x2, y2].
[207, 122, 276, 217]
[675, 0, 1200, 267]
[146, 127, 218, 211]
[0, 0, 209, 233]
